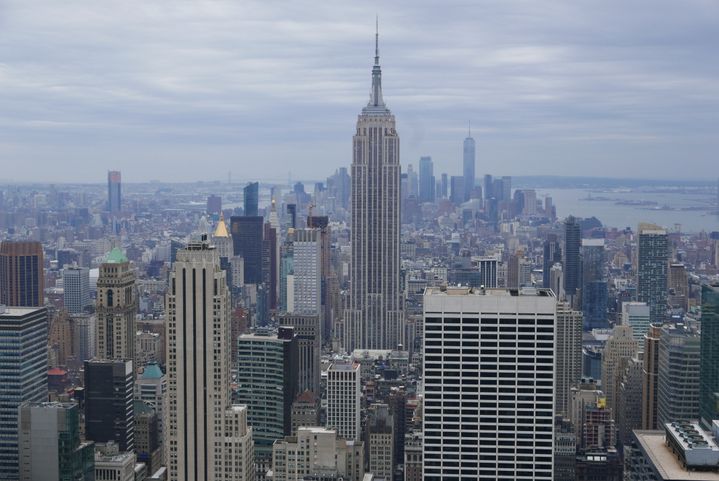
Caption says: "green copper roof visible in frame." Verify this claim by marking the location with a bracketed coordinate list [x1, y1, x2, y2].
[106, 247, 128, 263]
[141, 362, 163, 379]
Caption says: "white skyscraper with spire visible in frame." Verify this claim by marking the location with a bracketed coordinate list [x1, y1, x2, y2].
[165, 235, 254, 481]
[344, 23, 404, 351]
[463, 122, 476, 201]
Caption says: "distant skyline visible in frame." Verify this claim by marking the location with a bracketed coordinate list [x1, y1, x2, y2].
[1, 0, 718, 182]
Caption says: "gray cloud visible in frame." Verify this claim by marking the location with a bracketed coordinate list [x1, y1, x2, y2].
[0, 0, 717, 182]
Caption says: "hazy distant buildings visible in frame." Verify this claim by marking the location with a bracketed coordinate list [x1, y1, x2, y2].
[637, 223, 668, 323]
[108, 170, 121, 214]
[423, 287, 556, 480]
[206, 194, 222, 215]
[419, 156, 435, 203]
[244, 181, 259, 217]
[449, 175, 464, 205]
[0, 240, 44, 307]
[345, 30, 404, 351]
[0, 306, 48, 481]
[463, 126, 475, 201]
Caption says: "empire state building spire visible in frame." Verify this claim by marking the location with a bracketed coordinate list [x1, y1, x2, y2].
[368, 17, 385, 109]
[346, 23, 404, 352]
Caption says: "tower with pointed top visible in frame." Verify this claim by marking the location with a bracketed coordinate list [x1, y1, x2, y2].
[463, 122, 475, 201]
[345, 24, 404, 351]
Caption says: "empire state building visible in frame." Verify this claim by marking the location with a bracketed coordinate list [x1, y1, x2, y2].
[345, 26, 404, 351]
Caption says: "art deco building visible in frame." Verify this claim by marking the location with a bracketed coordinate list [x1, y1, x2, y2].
[345, 27, 404, 351]
[165, 236, 254, 481]
[96, 248, 137, 362]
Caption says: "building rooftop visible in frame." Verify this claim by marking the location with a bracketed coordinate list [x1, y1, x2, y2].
[105, 247, 128, 263]
[140, 362, 163, 380]
[425, 286, 555, 298]
[329, 362, 360, 372]
[634, 430, 719, 480]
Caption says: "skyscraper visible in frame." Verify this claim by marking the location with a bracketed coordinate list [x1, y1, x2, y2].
[291, 228, 322, 316]
[656, 325, 700, 426]
[236, 327, 298, 467]
[278, 313, 320, 395]
[230, 216, 264, 284]
[165, 236, 254, 481]
[601, 325, 638, 416]
[108, 170, 121, 214]
[326, 362, 361, 441]
[423, 286, 556, 480]
[555, 301, 583, 418]
[463, 124, 475, 201]
[641, 324, 662, 430]
[637, 223, 668, 324]
[244, 181, 259, 217]
[84, 359, 135, 452]
[96, 248, 137, 362]
[563, 216, 581, 299]
[622, 302, 651, 343]
[63, 264, 90, 314]
[700, 284, 719, 428]
[0, 240, 44, 307]
[581, 238, 608, 330]
[418, 156, 435, 203]
[449, 175, 464, 205]
[542, 234, 562, 290]
[0, 306, 48, 481]
[346, 27, 404, 351]
[18, 402, 95, 481]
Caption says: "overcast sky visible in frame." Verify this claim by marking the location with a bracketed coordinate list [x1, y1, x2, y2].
[1, 0, 717, 183]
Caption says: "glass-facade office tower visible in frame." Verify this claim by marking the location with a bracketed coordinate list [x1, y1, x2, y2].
[0, 306, 48, 480]
[463, 127, 475, 201]
[656, 326, 700, 427]
[419, 156, 435, 203]
[62, 264, 90, 314]
[581, 239, 608, 330]
[244, 181, 259, 217]
[108, 170, 121, 213]
[423, 287, 556, 480]
[563, 216, 581, 298]
[0, 240, 44, 307]
[700, 284, 719, 428]
[236, 327, 298, 464]
[345, 29, 404, 351]
[165, 236, 254, 481]
[230, 216, 264, 284]
[18, 401, 95, 481]
[637, 223, 668, 324]
[84, 359, 135, 452]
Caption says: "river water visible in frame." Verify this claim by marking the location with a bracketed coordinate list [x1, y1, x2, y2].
[537, 188, 719, 233]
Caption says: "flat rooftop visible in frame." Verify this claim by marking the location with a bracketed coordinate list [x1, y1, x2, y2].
[635, 430, 719, 480]
[425, 286, 555, 298]
[0, 306, 45, 317]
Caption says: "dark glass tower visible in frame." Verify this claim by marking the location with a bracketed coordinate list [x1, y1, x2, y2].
[84, 359, 134, 452]
[244, 181, 259, 217]
[700, 284, 719, 428]
[582, 239, 608, 330]
[637, 223, 668, 323]
[418, 156, 435, 203]
[108, 170, 121, 214]
[563, 216, 581, 297]
[230, 216, 264, 284]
